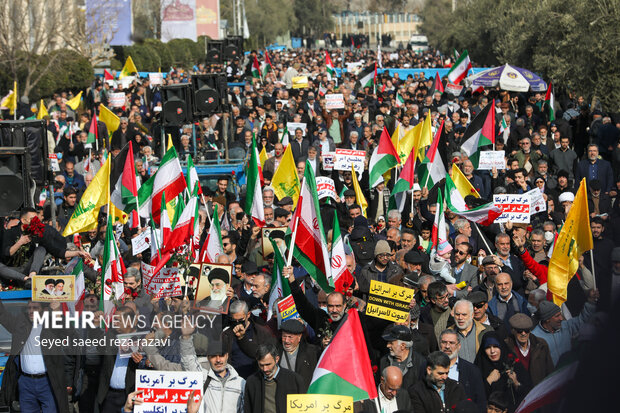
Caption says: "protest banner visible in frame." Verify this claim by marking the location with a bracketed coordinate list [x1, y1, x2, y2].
[445, 82, 464, 96]
[135, 370, 203, 413]
[493, 194, 531, 223]
[526, 187, 547, 213]
[292, 76, 309, 89]
[321, 152, 335, 170]
[277, 294, 300, 328]
[262, 226, 288, 258]
[49, 154, 60, 172]
[141, 262, 183, 298]
[325, 93, 345, 110]
[108, 92, 126, 108]
[286, 122, 307, 136]
[334, 148, 366, 174]
[478, 151, 506, 170]
[148, 72, 163, 86]
[365, 280, 415, 323]
[32, 275, 75, 302]
[194, 263, 232, 314]
[287, 394, 353, 413]
[316, 177, 337, 200]
[131, 230, 151, 255]
[117, 331, 149, 358]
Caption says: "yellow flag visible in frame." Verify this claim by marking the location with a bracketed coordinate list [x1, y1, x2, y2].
[399, 123, 418, 165]
[66, 91, 83, 110]
[451, 163, 480, 198]
[351, 165, 368, 217]
[1, 82, 17, 115]
[272, 145, 300, 207]
[391, 122, 401, 164]
[548, 178, 593, 306]
[98, 104, 120, 139]
[37, 99, 49, 120]
[413, 114, 433, 161]
[259, 146, 268, 168]
[110, 202, 129, 224]
[119, 56, 138, 79]
[167, 134, 174, 150]
[62, 157, 111, 236]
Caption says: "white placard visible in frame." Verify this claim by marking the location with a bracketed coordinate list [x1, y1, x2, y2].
[445, 83, 464, 96]
[526, 188, 546, 213]
[389, 53, 399, 61]
[49, 154, 60, 172]
[276, 99, 288, 107]
[493, 194, 531, 223]
[334, 148, 366, 174]
[131, 230, 151, 255]
[135, 370, 203, 413]
[316, 177, 337, 200]
[141, 262, 183, 298]
[148, 72, 163, 86]
[286, 122, 307, 136]
[325, 93, 345, 110]
[322, 152, 335, 170]
[346, 62, 363, 73]
[119, 76, 135, 90]
[478, 151, 506, 170]
[108, 92, 126, 108]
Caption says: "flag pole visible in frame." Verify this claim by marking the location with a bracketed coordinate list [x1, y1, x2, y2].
[473, 222, 493, 254]
[409, 158, 417, 221]
[589, 251, 596, 290]
[286, 215, 299, 267]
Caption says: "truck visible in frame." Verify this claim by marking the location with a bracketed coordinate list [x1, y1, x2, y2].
[409, 34, 429, 52]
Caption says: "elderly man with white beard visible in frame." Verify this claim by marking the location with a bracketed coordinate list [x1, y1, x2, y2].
[447, 300, 492, 363]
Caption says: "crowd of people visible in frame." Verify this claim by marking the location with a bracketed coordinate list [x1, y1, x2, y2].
[0, 45, 619, 413]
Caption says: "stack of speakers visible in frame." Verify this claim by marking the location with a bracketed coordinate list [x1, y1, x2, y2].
[161, 74, 229, 125]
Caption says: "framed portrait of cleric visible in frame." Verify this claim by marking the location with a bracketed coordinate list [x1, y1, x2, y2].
[194, 264, 232, 314]
[32, 275, 75, 302]
[261, 227, 288, 258]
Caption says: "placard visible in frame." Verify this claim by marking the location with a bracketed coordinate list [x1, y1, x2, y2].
[287, 394, 353, 413]
[478, 151, 506, 170]
[316, 177, 336, 201]
[286, 122, 307, 136]
[262, 226, 288, 258]
[445, 82, 464, 96]
[334, 148, 366, 174]
[108, 92, 126, 108]
[141, 262, 184, 298]
[135, 370, 203, 413]
[493, 194, 531, 223]
[119, 76, 135, 90]
[49, 154, 60, 172]
[321, 152, 335, 170]
[194, 264, 232, 313]
[148, 72, 163, 86]
[32, 275, 75, 302]
[131, 230, 151, 255]
[526, 188, 546, 213]
[365, 280, 414, 323]
[277, 294, 300, 327]
[117, 331, 149, 358]
[325, 93, 345, 110]
[292, 76, 309, 89]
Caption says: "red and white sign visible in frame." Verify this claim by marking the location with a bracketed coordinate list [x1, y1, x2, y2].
[334, 148, 366, 174]
[141, 262, 183, 298]
[108, 92, 126, 108]
[135, 370, 203, 413]
[493, 194, 531, 223]
[316, 177, 336, 200]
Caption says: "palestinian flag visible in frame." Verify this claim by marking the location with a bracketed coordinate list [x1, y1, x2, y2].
[137, 146, 187, 225]
[368, 126, 399, 188]
[104, 69, 114, 80]
[431, 190, 453, 255]
[418, 119, 447, 191]
[288, 161, 332, 293]
[308, 309, 377, 401]
[445, 175, 502, 226]
[110, 142, 140, 227]
[330, 213, 354, 293]
[252, 56, 261, 79]
[325, 51, 336, 80]
[389, 145, 416, 211]
[357, 63, 376, 90]
[263, 52, 273, 76]
[87, 112, 98, 144]
[65, 258, 86, 315]
[461, 103, 495, 168]
[199, 204, 223, 263]
[433, 72, 444, 94]
[545, 81, 555, 122]
[101, 218, 126, 316]
[164, 195, 198, 254]
[244, 134, 265, 226]
[267, 237, 291, 319]
[447, 49, 472, 84]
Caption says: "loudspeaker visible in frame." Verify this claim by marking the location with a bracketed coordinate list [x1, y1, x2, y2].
[0, 147, 31, 216]
[0, 120, 48, 185]
[191, 74, 228, 116]
[161, 84, 192, 126]
[206, 40, 224, 64]
[223, 36, 244, 60]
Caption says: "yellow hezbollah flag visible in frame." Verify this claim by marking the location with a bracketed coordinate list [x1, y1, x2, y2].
[259, 146, 268, 168]
[37, 99, 49, 120]
[351, 164, 368, 217]
[110, 202, 129, 224]
[272, 144, 300, 207]
[413, 113, 433, 162]
[63, 157, 111, 236]
[451, 163, 480, 198]
[547, 178, 593, 306]
[98, 104, 120, 138]
[167, 134, 174, 150]
[119, 56, 138, 79]
[66, 91, 83, 110]
[0, 81, 17, 115]
[399, 124, 417, 165]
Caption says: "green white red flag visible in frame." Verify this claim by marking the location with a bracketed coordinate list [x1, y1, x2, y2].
[101, 217, 126, 316]
[368, 126, 399, 188]
[447, 49, 472, 84]
[461, 103, 495, 168]
[244, 134, 265, 226]
[325, 51, 336, 80]
[330, 213, 354, 293]
[199, 204, 223, 263]
[545, 81, 555, 122]
[431, 189, 452, 255]
[444, 175, 502, 226]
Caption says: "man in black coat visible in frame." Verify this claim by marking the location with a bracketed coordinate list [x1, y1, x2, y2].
[409, 351, 467, 413]
[244, 343, 306, 413]
[377, 325, 426, 391]
[277, 319, 320, 389]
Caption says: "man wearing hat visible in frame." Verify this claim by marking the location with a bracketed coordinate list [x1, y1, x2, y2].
[467, 291, 507, 340]
[358, 240, 403, 300]
[378, 325, 426, 390]
[587, 179, 612, 217]
[531, 289, 598, 366]
[276, 196, 294, 212]
[235, 261, 261, 309]
[277, 319, 319, 388]
[199, 268, 231, 313]
[504, 313, 553, 385]
[474, 257, 500, 301]
[584, 216, 615, 310]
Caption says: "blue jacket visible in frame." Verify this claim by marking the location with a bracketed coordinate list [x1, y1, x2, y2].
[488, 290, 529, 324]
[574, 158, 614, 193]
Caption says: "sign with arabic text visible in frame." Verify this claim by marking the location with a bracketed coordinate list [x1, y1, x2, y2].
[135, 369, 203, 413]
[493, 194, 531, 223]
[365, 280, 414, 323]
[287, 394, 353, 413]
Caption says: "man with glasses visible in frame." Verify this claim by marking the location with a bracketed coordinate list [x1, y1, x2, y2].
[504, 314, 553, 386]
[475, 256, 501, 301]
[467, 291, 507, 340]
[450, 243, 479, 298]
[420, 281, 453, 341]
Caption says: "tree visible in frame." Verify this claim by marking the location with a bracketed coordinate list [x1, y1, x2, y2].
[293, 0, 335, 37]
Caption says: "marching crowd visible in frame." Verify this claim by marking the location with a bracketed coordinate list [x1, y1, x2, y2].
[0, 46, 619, 413]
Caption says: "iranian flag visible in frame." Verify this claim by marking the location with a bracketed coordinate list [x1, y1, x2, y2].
[267, 237, 291, 319]
[110, 142, 140, 228]
[447, 49, 472, 84]
[263, 52, 273, 76]
[499, 116, 510, 144]
[433, 72, 444, 94]
[325, 51, 336, 80]
[330, 213, 354, 293]
[308, 309, 377, 401]
[419, 119, 447, 191]
[137, 146, 187, 225]
[164, 195, 198, 254]
[101, 218, 126, 316]
[199, 204, 223, 263]
[445, 175, 502, 226]
[87, 112, 98, 144]
[245, 135, 265, 226]
[431, 190, 453, 255]
[395, 92, 405, 107]
[388, 145, 416, 211]
[368, 126, 399, 188]
[461, 103, 495, 168]
[65, 258, 86, 315]
[252, 55, 261, 79]
[288, 161, 332, 293]
[186, 155, 203, 196]
[160, 192, 172, 252]
[545, 81, 555, 122]
[515, 361, 578, 413]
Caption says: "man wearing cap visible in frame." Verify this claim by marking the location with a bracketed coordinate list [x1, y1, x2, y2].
[360, 366, 412, 413]
[379, 325, 426, 390]
[531, 289, 598, 366]
[504, 314, 553, 385]
[586, 179, 612, 218]
[277, 320, 319, 388]
[358, 240, 404, 299]
[235, 261, 261, 310]
[466, 291, 507, 340]
[277, 197, 294, 212]
[474, 257, 500, 301]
